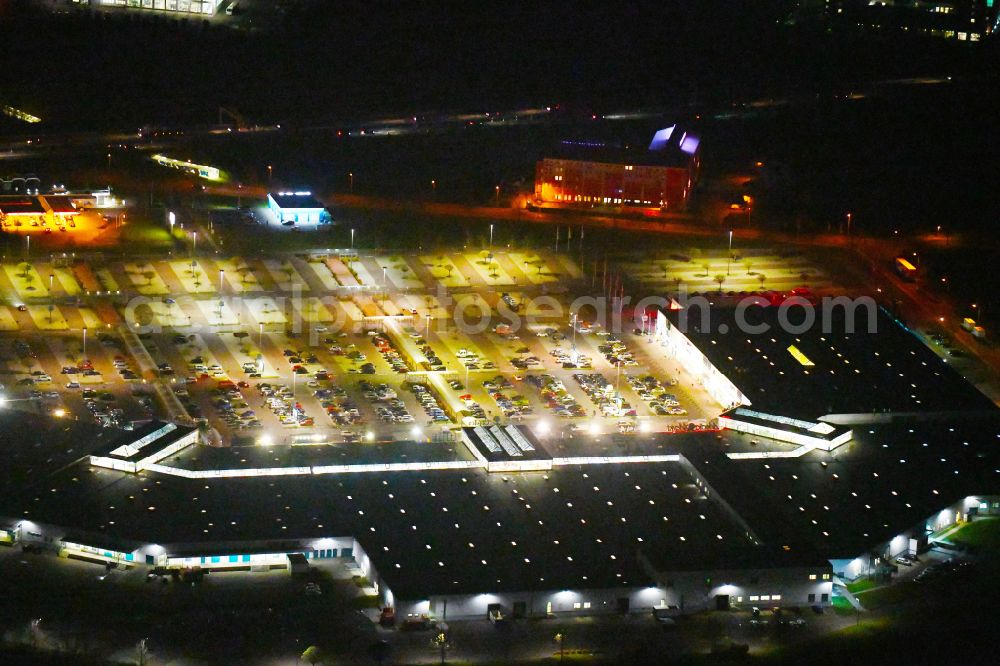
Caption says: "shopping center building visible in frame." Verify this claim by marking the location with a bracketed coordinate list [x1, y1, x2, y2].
[1, 299, 999, 622]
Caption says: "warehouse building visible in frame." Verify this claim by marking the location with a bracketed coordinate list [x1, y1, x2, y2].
[73, 0, 225, 15]
[533, 125, 700, 212]
[654, 302, 996, 448]
[267, 191, 331, 225]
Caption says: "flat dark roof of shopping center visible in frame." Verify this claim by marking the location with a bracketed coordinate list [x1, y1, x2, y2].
[0, 439, 801, 599]
[0, 410, 118, 492]
[0, 195, 46, 215]
[689, 418, 1000, 559]
[42, 195, 77, 213]
[5, 412, 1000, 599]
[663, 304, 996, 419]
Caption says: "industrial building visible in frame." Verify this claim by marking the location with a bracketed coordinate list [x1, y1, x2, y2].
[533, 125, 700, 213]
[72, 0, 225, 15]
[267, 191, 331, 225]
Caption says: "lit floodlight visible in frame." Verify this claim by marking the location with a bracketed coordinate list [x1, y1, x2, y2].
[536, 420, 551, 436]
[258, 434, 274, 447]
[410, 426, 423, 440]
[588, 421, 601, 436]
[365, 431, 376, 442]
[639, 420, 651, 433]
[52, 408, 66, 418]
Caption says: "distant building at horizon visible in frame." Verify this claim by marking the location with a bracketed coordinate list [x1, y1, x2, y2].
[533, 125, 700, 213]
[72, 0, 225, 16]
[807, 0, 997, 42]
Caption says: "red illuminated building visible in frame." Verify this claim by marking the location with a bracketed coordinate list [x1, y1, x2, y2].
[533, 126, 700, 213]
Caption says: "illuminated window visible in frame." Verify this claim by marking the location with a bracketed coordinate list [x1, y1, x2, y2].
[760, 595, 770, 601]
[821, 574, 831, 580]
[808, 574, 816, 580]
[573, 602, 581, 609]
[749, 595, 759, 602]
[583, 602, 591, 609]
[772, 595, 781, 601]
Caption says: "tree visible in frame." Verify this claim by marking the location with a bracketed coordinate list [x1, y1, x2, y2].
[301, 645, 323, 665]
[743, 258, 753, 275]
[143, 270, 156, 286]
[714, 274, 726, 293]
[662, 264, 670, 279]
[758, 274, 766, 290]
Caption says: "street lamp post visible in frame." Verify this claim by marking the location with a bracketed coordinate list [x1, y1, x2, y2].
[349, 172, 354, 192]
[350, 228, 355, 250]
[49, 274, 54, 293]
[267, 165, 272, 182]
[259, 322, 264, 348]
[218, 269, 225, 293]
[726, 230, 733, 276]
[82, 327, 87, 357]
[495, 185, 500, 204]
[489, 223, 494, 249]
[431, 179, 436, 197]
[571, 312, 578, 363]
[168, 211, 175, 235]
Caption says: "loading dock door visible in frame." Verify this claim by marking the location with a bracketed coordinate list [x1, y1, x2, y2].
[715, 595, 730, 611]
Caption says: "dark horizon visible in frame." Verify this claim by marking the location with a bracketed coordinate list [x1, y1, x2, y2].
[1, 0, 996, 130]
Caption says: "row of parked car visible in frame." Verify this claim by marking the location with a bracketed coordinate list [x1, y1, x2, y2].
[372, 333, 410, 374]
[597, 335, 639, 366]
[82, 388, 126, 428]
[914, 557, 975, 583]
[573, 373, 634, 417]
[409, 383, 451, 423]
[626, 374, 687, 416]
[549, 346, 592, 369]
[315, 385, 363, 427]
[210, 381, 262, 431]
[358, 380, 414, 424]
[258, 382, 314, 427]
[483, 375, 532, 419]
[527, 374, 587, 419]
